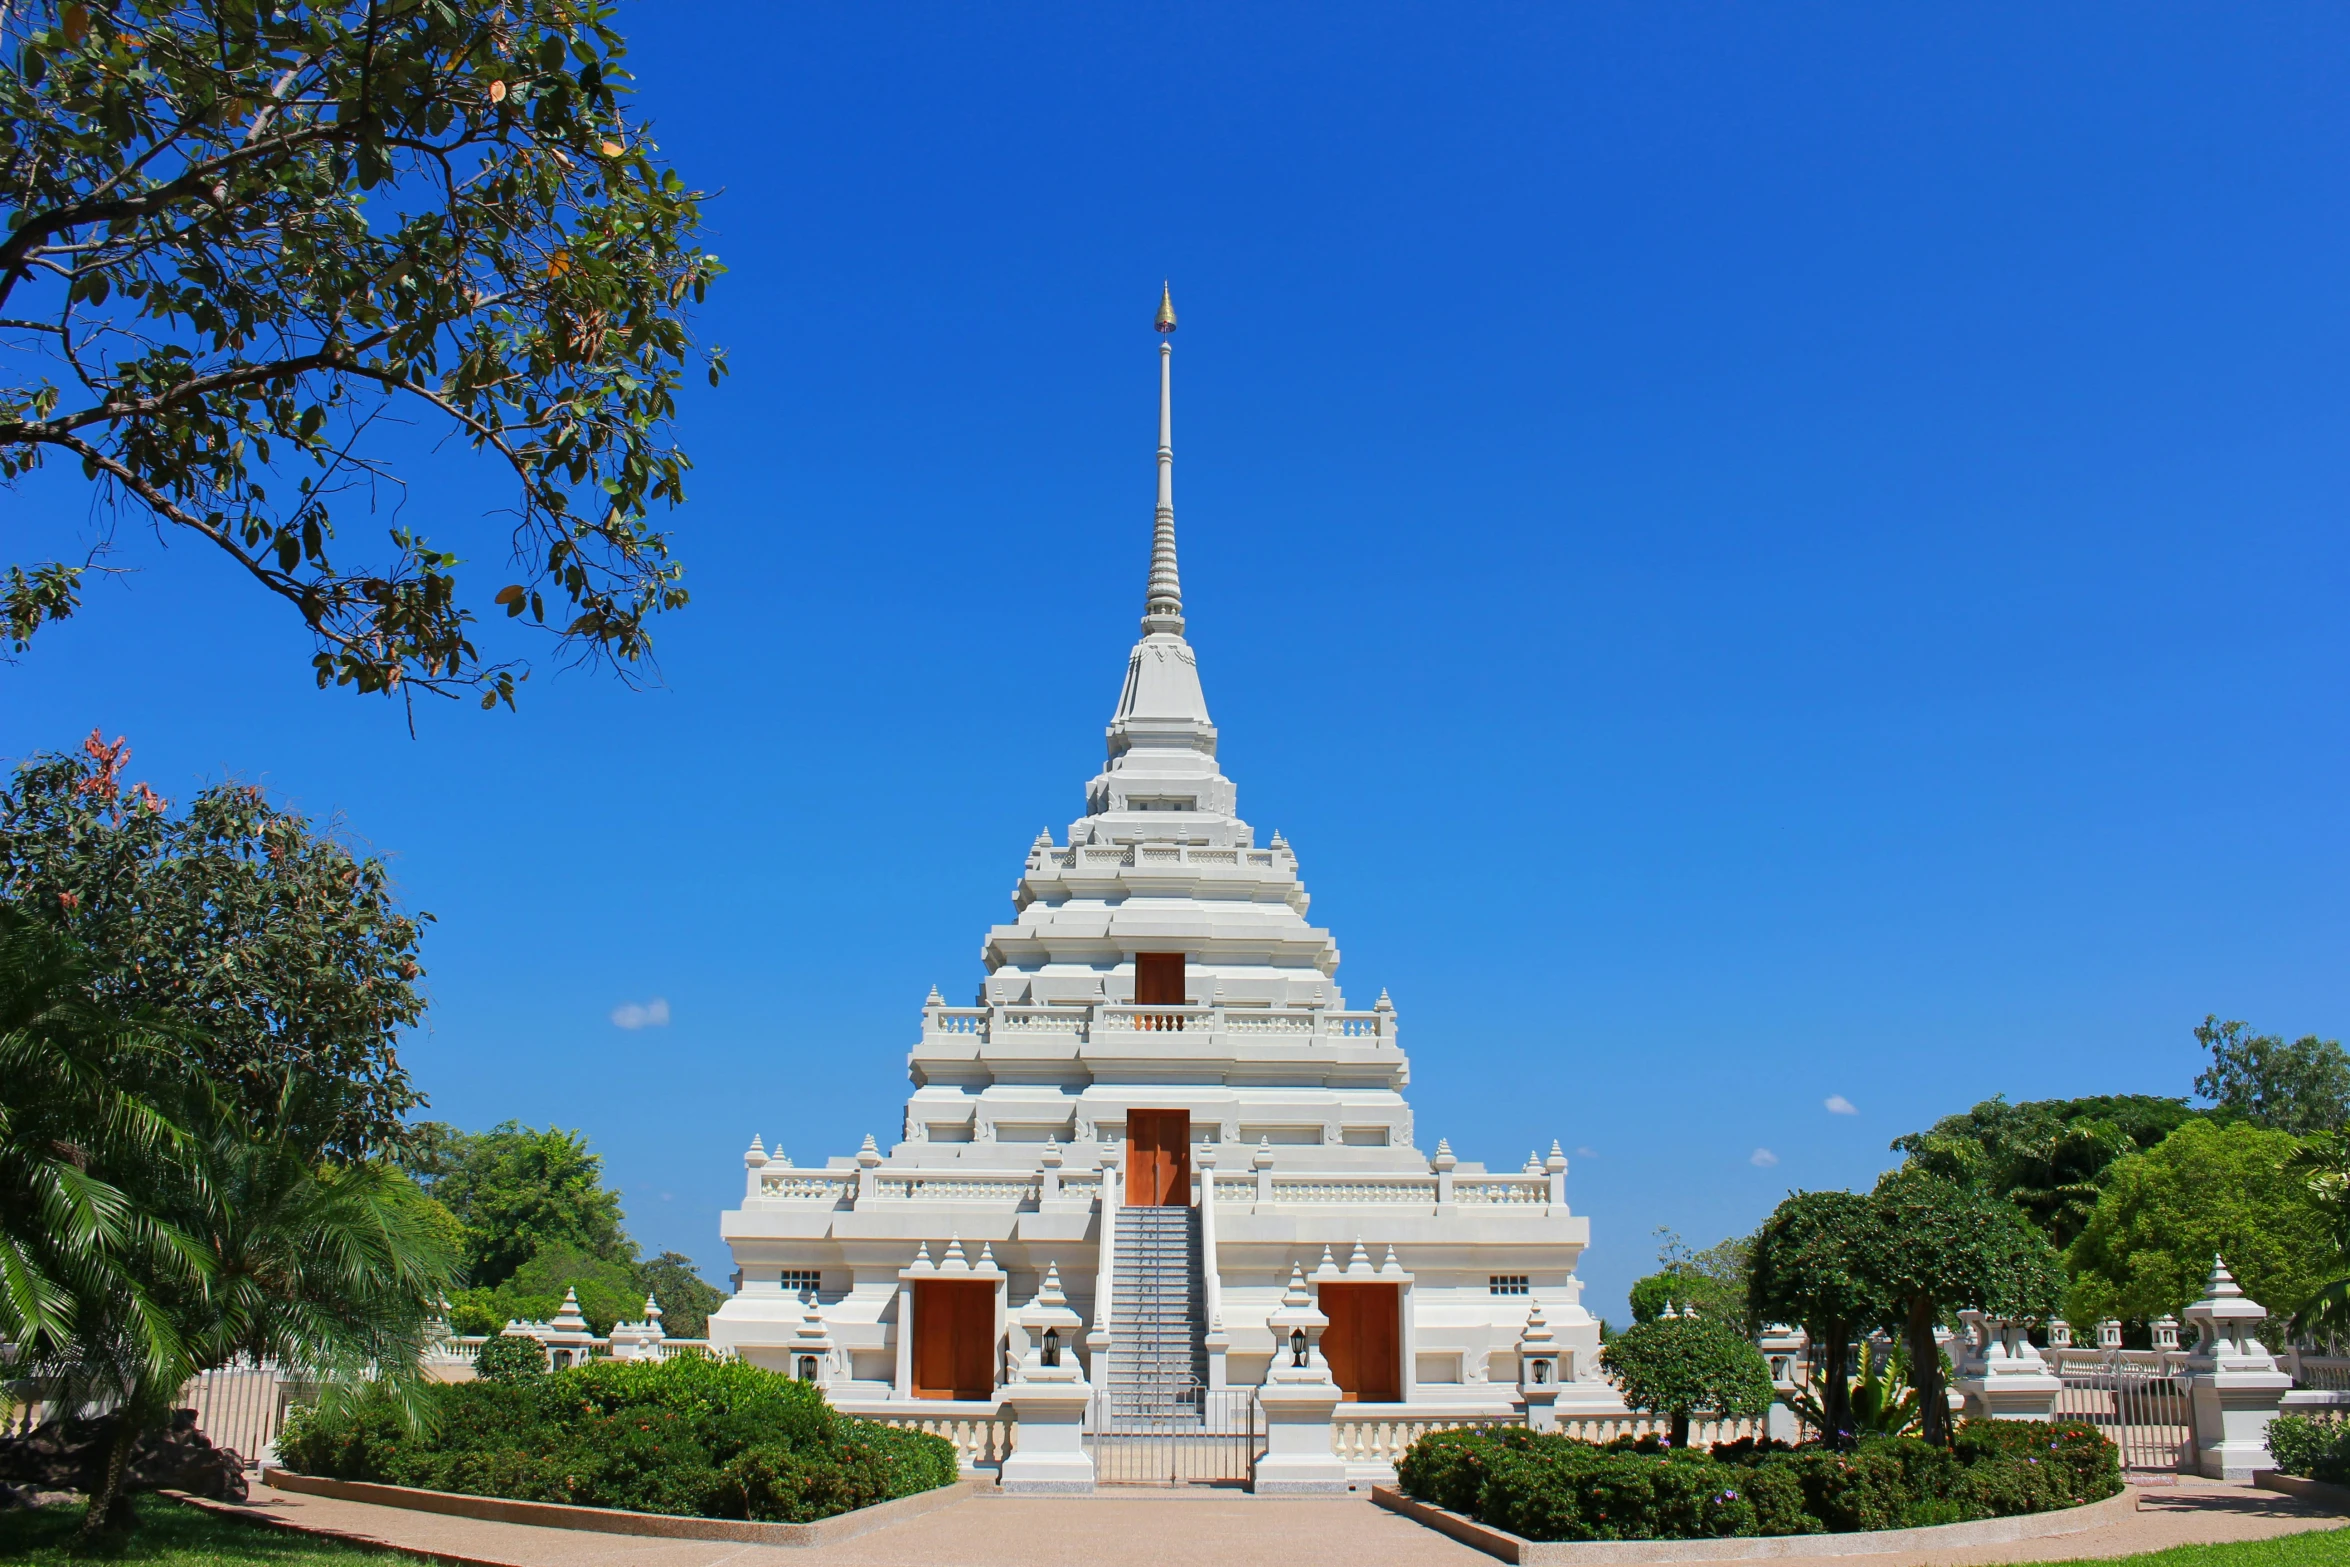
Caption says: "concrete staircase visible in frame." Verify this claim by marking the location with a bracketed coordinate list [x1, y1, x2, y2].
[1106, 1205, 1206, 1418]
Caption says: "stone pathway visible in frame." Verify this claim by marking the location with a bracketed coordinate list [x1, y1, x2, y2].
[185, 1477, 2347, 1567]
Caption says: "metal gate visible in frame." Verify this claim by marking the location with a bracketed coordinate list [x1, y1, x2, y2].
[1085, 1377, 1262, 1485]
[2056, 1354, 2196, 1472]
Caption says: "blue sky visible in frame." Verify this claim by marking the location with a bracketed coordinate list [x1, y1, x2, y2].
[9, 3, 2350, 1323]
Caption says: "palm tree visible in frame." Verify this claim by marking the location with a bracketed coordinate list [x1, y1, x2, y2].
[59, 1082, 459, 1540]
[2, 909, 456, 1544]
[0, 907, 201, 1390]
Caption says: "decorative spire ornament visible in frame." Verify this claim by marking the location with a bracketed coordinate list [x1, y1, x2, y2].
[1144, 285, 1184, 635]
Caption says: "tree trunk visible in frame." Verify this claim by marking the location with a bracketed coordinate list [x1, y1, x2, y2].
[1820, 1325, 1854, 1449]
[73, 1417, 138, 1550]
[1905, 1298, 1948, 1447]
[1668, 1410, 1691, 1450]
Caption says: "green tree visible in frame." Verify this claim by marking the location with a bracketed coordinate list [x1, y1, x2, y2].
[0, 906, 194, 1370]
[1867, 1168, 2066, 1446]
[636, 1250, 725, 1340]
[0, 0, 724, 706]
[2194, 1017, 2350, 1136]
[1596, 1313, 1774, 1450]
[1890, 1094, 2202, 1249]
[410, 1120, 631, 1288]
[2066, 1118, 2333, 1329]
[0, 735, 427, 1159]
[1747, 1189, 1890, 1448]
[2287, 1133, 2350, 1347]
[1630, 1228, 1753, 1333]
[0, 911, 454, 1548]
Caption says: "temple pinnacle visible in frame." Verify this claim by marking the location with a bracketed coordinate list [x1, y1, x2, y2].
[1155, 282, 1177, 334]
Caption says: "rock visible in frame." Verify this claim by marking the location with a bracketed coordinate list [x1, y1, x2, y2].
[0, 1484, 82, 1510]
[0, 1411, 247, 1503]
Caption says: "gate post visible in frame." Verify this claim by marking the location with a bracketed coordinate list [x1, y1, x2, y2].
[1255, 1264, 1349, 1494]
[2181, 1257, 2291, 1480]
[999, 1265, 1096, 1493]
[1953, 1310, 2062, 1421]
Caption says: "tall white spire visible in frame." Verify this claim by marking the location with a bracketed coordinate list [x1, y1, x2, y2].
[1144, 283, 1183, 635]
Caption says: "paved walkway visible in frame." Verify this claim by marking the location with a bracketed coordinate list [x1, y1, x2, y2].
[188, 1477, 2348, 1567]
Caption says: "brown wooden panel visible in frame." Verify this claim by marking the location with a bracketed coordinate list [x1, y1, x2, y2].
[1319, 1283, 1401, 1403]
[912, 1280, 996, 1400]
[1135, 952, 1186, 1006]
[1125, 1109, 1190, 1206]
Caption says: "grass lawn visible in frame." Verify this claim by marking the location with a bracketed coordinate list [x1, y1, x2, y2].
[2007, 1528, 2350, 1567]
[0, 1496, 437, 1564]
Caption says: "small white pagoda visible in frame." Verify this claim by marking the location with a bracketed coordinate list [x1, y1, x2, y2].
[711, 288, 1614, 1438]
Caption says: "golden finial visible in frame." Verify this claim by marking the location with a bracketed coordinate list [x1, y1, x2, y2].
[1154, 282, 1177, 335]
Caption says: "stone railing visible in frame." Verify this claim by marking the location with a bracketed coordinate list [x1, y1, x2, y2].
[923, 1000, 1397, 1048]
[1199, 1170, 1555, 1210]
[860, 1411, 1018, 1472]
[868, 1172, 1040, 1204]
[1263, 1175, 1440, 1205]
[2286, 1351, 2350, 1391]
[1331, 1412, 1521, 1466]
[1454, 1175, 1551, 1206]
[425, 1334, 728, 1368]
[1050, 845, 1278, 872]
[1557, 1413, 1765, 1445]
[758, 1171, 857, 1203]
[2048, 1347, 2191, 1378]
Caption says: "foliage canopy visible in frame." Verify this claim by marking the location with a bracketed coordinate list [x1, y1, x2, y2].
[1747, 1189, 1890, 1447]
[0, 735, 427, 1159]
[1597, 1313, 1774, 1449]
[2194, 1017, 2350, 1137]
[1866, 1168, 2065, 1445]
[0, 0, 724, 707]
[2065, 1117, 2333, 1328]
[1888, 1093, 2203, 1249]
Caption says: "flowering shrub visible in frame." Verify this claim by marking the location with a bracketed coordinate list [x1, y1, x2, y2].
[1395, 1420, 2121, 1542]
[279, 1356, 955, 1523]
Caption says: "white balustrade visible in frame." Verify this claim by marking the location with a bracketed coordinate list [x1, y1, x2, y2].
[1268, 1175, 1441, 1205]
[921, 999, 1397, 1048]
[1453, 1175, 1550, 1206]
[759, 1172, 856, 1202]
[864, 1412, 1019, 1471]
[869, 1173, 1040, 1204]
[1331, 1414, 1519, 1466]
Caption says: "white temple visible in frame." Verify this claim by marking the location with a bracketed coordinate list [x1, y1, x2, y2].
[711, 288, 1614, 1443]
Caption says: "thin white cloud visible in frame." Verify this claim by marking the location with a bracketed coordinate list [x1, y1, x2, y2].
[1750, 1147, 1780, 1167]
[1824, 1094, 1858, 1115]
[612, 997, 671, 1030]
[1574, 1147, 1598, 1159]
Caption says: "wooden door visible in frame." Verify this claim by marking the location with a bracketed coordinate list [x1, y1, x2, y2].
[1125, 1109, 1190, 1207]
[1319, 1283, 1401, 1402]
[1134, 952, 1185, 1006]
[912, 1280, 995, 1399]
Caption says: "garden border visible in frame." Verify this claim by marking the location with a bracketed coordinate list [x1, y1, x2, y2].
[2254, 1473, 2350, 1513]
[1370, 1484, 2140, 1564]
[259, 1467, 977, 1548]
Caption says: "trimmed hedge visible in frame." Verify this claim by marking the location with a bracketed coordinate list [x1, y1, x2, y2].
[1395, 1420, 2121, 1543]
[279, 1356, 957, 1524]
[2267, 1413, 2350, 1486]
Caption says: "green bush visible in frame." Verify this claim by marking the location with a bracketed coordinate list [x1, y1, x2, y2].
[279, 1355, 956, 1523]
[2267, 1413, 2350, 1485]
[470, 1334, 547, 1383]
[1395, 1420, 2122, 1543]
